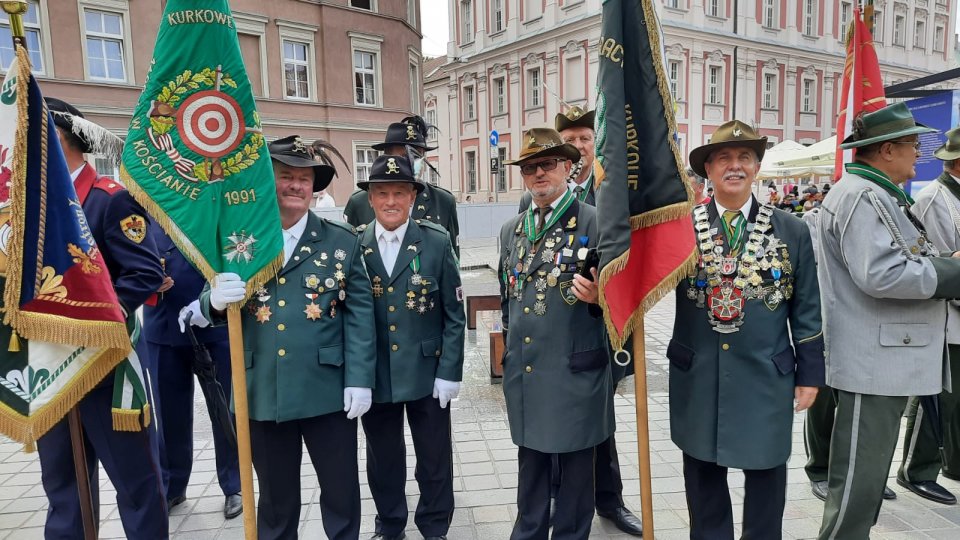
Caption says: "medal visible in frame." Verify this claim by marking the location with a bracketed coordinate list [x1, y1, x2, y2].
[339, 290, 346, 301]
[406, 298, 416, 310]
[535, 277, 547, 292]
[547, 274, 558, 287]
[304, 301, 323, 320]
[577, 247, 589, 260]
[411, 274, 422, 285]
[305, 275, 320, 289]
[325, 278, 336, 289]
[541, 248, 555, 263]
[329, 300, 337, 319]
[372, 276, 383, 297]
[534, 300, 547, 316]
[334, 249, 346, 261]
[334, 269, 345, 281]
[319, 252, 328, 267]
[255, 305, 272, 323]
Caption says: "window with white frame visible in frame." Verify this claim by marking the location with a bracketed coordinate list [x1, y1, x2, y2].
[665, 0, 680, 9]
[463, 85, 476, 120]
[428, 164, 440, 186]
[564, 55, 585, 100]
[0, 0, 43, 73]
[461, 0, 473, 40]
[667, 59, 682, 101]
[283, 40, 310, 100]
[524, 0, 540, 20]
[407, 0, 417, 26]
[935, 24, 945, 51]
[492, 0, 504, 32]
[84, 9, 126, 81]
[840, 2, 852, 36]
[497, 147, 507, 192]
[763, 0, 777, 28]
[526, 67, 541, 108]
[465, 151, 477, 192]
[350, 34, 382, 107]
[425, 109, 438, 141]
[914, 17, 926, 49]
[493, 76, 507, 115]
[707, 65, 722, 105]
[354, 145, 380, 184]
[707, 0, 721, 17]
[873, 10, 884, 41]
[894, 14, 905, 45]
[802, 78, 816, 113]
[351, 0, 373, 10]
[763, 72, 778, 109]
[93, 155, 119, 180]
[803, 0, 816, 36]
[409, 60, 420, 113]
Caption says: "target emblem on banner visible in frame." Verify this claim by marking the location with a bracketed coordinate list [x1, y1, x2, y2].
[177, 90, 245, 158]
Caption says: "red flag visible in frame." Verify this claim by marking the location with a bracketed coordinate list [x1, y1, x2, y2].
[834, 7, 886, 181]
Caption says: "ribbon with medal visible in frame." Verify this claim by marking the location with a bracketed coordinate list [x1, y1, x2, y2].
[407, 255, 436, 314]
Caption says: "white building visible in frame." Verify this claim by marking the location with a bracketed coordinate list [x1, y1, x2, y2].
[424, 0, 958, 202]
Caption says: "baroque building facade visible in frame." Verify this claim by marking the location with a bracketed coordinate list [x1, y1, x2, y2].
[425, 0, 957, 202]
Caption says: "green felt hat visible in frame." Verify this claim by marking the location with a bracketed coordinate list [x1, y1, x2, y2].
[934, 127, 960, 161]
[840, 102, 937, 149]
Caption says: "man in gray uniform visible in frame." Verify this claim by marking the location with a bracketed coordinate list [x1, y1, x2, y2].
[816, 103, 960, 539]
[896, 126, 960, 505]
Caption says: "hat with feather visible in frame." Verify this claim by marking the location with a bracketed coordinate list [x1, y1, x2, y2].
[268, 136, 349, 192]
[45, 97, 124, 163]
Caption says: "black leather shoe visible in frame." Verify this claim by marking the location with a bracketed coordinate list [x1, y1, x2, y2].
[224, 493, 243, 519]
[423, 537, 447, 540]
[883, 486, 897, 500]
[166, 494, 186, 513]
[810, 480, 828, 502]
[370, 534, 405, 540]
[897, 476, 957, 505]
[597, 506, 643, 536]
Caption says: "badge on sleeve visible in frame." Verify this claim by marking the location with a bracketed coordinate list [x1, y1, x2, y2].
[120, 215, 147, 244]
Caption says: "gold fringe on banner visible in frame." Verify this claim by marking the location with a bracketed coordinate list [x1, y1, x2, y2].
[0, 346, 129, 447]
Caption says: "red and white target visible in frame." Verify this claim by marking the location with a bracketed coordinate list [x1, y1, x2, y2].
[177, 90, 245, 158]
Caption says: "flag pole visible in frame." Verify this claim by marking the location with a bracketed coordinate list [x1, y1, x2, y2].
[227, 306, 258, 539]
[2, 2, 98, 539]
[631, 325, 655, 539]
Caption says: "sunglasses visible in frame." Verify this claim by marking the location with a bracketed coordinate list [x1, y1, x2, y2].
[520, 158, 563, 176]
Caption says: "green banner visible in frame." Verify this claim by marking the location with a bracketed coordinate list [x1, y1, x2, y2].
[121, 0, 282, 296]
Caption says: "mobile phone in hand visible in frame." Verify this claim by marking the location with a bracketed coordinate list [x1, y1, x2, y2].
[578, 248, 599, 281]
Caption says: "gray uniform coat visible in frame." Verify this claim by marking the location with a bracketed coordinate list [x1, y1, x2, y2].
[669, 200, 825, 470]
[913, 173, 960, 345]
[498, 199, 614, 454]
[815, 169, 960, 397]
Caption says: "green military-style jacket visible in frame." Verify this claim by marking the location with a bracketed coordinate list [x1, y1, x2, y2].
[669, 199, 824, 470]
[498, 198, 614, 454]
[345, 184, 460, 256]
[202, 213, 376, 422]
[358, 218, 466, 403]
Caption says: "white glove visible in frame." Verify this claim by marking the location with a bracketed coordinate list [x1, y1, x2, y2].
[177, 300, 211, 333]
[343, 387, 372, 419]
[210, 272, 246, 311]
[433, 378, 461, 409]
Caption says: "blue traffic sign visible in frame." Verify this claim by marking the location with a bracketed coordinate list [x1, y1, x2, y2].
[490, 130, 499, 147]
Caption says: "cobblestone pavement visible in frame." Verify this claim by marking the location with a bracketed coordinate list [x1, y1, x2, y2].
[2, 238, 960, 539]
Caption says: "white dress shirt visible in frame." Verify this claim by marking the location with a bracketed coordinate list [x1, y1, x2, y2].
[714, 195, 754, 223]
[376, 219, 410, 276]
[282, 212, 309, 266]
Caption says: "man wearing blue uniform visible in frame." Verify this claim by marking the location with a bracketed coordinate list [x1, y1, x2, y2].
[38, 98, 167, 538]
[143, 231, 242, 518]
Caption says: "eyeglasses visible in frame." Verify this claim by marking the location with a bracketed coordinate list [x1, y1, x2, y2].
[891, 140, 921, 151]
[520, 158, 563, 176]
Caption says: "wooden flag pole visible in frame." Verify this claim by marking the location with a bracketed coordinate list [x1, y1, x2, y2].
[227, 307, 257, 539]
[632, 320, 655, 539]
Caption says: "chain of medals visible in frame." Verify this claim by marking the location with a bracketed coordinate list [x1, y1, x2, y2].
[248, 249, 349, 323]
[404, 255, 436, 314]
[687, 204, 793, 333]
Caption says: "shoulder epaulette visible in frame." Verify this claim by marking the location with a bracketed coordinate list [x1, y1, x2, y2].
[92, 178, 126, 195]
[356, 223, 369, 232]
[417, 219, 449, 236]
[326, 219, 357, 236]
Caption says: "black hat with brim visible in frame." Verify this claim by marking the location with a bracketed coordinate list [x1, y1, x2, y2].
[357, 154, 425, 193]
[372, 121, 438, 152]
[268, 135, 336, 192]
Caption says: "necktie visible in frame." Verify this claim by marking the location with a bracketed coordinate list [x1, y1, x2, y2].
[535, 206, 548, 236]
[573, 185, 584, 198]
[722, 210, 744, 255]
[382, 232, 400, 275]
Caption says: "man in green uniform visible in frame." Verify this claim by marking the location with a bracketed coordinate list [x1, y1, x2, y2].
[815, 104, 960, 538]
[344, 115, 460, 256]
[894, 127, 960, 505]
[519, 107, 599, 212]
[200, 136, 376, 540]
[499, 128, 613, 539]
[356, 154, 465, 540]
[672, 120, 824, 538]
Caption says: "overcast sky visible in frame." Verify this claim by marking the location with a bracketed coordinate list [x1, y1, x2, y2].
[420, 4, 960, 59]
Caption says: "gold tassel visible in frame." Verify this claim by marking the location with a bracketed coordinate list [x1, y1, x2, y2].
[111, 408, 144, 432]
[23, 440, 35, 453]
[141, 403, 151, 428]
[8, 330, 21, 352]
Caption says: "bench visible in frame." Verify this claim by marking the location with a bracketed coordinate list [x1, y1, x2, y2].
[466, 294, 501, 330]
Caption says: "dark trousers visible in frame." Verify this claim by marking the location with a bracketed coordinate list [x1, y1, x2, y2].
[38, 351, 168, 540]
[804, 387, 838, 482]
[361, 395, 454, 537]
[249, 412, 360, 540]
[148, 340, 240, 499]
[682, 453, 787, 540]
[900, 343, 960, 482]
[512, 446, 595, 540]
[594, 432, 625, 512]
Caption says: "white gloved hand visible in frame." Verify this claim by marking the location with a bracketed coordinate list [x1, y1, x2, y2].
[433, 378, 461, 409]
[343, 387, 372, 419]
[210, 272, 246, 311]
[177, 300, 211, 333]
